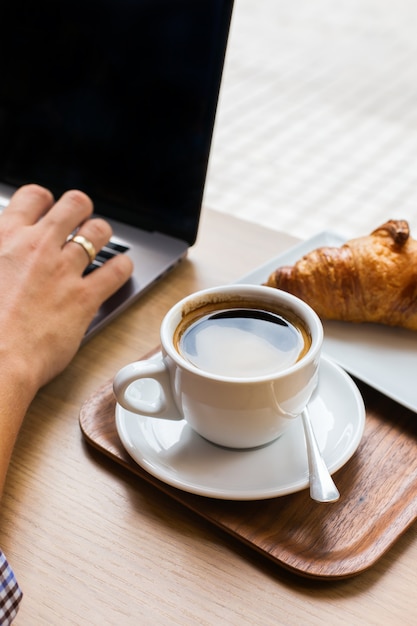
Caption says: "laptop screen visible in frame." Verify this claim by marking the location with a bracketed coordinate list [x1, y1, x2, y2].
[0, 0, 234, 244]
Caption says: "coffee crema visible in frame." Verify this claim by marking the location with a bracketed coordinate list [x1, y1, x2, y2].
[174, 300, 311, 377]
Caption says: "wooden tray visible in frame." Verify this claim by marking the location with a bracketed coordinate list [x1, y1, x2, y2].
[79, 349, 417, 579]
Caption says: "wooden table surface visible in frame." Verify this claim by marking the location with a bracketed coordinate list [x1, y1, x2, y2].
[1, 209, 415, 625]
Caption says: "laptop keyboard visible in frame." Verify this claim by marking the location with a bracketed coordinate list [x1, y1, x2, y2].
[84, 239, 130, 275]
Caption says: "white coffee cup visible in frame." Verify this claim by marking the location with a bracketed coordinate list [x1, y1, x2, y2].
[113, 284, 323, 448]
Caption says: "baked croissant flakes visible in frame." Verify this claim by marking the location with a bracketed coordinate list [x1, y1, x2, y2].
[265, 220, 417, 331]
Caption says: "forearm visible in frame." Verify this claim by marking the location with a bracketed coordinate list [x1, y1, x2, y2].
[0, 368, 37, 496]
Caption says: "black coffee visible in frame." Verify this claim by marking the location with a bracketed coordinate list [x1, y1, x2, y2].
[175, 303, 311, 377]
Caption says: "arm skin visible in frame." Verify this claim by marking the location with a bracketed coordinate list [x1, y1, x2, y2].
[0, 184, 133, 495]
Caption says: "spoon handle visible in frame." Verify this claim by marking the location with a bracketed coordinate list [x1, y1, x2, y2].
[301, 408, 340, 503]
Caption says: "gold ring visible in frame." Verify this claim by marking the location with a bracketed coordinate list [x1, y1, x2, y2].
[68, 234, 96, 264]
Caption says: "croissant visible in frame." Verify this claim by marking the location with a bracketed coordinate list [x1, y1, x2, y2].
[265, 220, 417, 331]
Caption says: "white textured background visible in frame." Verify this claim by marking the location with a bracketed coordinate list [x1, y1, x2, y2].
[204, 0, 417, 240]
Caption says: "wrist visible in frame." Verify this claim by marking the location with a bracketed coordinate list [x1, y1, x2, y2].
[0, 348, 40, 411]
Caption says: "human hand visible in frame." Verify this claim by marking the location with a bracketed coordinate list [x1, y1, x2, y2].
[0, 184, 133, 395]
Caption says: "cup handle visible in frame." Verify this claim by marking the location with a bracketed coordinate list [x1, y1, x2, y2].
[113, 358, 183, 420]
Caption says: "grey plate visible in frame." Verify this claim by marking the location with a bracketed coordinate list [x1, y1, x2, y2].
[237, 231, 417, 413]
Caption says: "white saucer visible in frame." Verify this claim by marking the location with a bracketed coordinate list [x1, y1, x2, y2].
[115, 356, 365, 500]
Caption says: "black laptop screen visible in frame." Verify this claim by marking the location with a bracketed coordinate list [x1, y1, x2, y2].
[0, 0, 233, 244]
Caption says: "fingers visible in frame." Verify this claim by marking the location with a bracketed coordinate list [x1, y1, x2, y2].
[84, 253, 134, 304]
[54, 191, 134, 290]
[63, 217, 113, 272]
[2, 184, 55, 224]
[3, 183, 134, 302]
[2, 185, 95, 242]
[41, 188, 95, 241]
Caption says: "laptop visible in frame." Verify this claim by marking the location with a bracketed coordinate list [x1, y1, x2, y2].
[0, 0, 234, 340]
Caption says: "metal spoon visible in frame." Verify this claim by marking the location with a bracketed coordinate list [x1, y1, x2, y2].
[301, 407, 340, 503]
